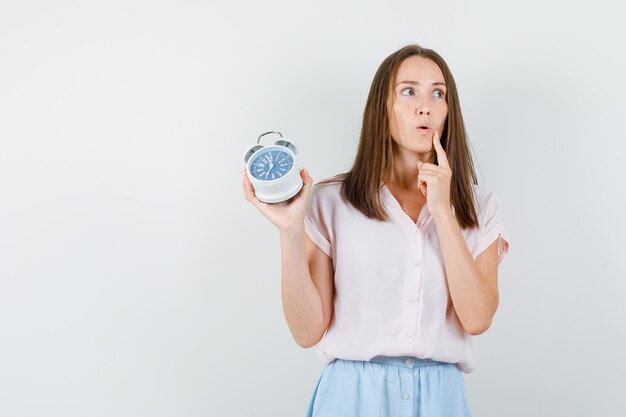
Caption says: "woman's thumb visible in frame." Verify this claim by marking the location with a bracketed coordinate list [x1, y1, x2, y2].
[301, 167, 313, 192]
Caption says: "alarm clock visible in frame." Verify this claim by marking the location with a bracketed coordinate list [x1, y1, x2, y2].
[243, 131, 304, 204]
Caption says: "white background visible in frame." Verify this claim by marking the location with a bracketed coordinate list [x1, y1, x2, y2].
[1, 1, 624, 416]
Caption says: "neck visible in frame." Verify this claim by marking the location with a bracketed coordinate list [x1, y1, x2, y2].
[385, 146, 435, 192]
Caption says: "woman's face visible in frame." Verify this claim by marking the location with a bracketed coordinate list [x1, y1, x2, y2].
[388, 56, 448, 160]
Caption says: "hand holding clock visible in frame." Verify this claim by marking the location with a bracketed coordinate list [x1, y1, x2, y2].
[242, 165, 313, 232]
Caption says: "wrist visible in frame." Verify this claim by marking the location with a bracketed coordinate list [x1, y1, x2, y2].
[279, 222, 305, 238]
[431, 206, 455, 222]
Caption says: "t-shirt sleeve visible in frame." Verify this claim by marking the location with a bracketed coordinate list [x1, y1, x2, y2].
[304, 184, 332, 258]
[474, 190, 510, 265]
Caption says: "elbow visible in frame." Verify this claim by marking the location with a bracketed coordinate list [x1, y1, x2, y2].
[295, 334, 322, 348]
[464, 298, 498, 336]
[464, 319, 493, 336]
[294, 327, 326, 348]
[292, 312, 332, 348]
[294, 318, 330, 348]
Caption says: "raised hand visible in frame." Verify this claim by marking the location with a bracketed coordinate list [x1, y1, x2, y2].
[242, 165, 313, 232]
[416, 130, 452, 217]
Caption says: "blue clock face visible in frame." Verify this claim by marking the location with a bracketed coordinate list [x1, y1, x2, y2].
[250, 148, 294, 181]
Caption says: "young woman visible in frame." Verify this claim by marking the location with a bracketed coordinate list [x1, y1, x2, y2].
[242, 44, 510, 417]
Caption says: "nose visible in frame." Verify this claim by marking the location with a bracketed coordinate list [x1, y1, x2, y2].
[415, 101, 430, 116]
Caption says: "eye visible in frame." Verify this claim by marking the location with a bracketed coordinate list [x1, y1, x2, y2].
[433, 89, 445, 98]
[400, 88, 414, 96]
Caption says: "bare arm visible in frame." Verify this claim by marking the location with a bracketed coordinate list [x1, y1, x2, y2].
[280, 226, 334, 348]
[280, 227, 333, 347]
[242, 166, 333, 348]
[432, 209, 499, 335]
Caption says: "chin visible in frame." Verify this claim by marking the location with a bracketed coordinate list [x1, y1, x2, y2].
[396, 140, 431, 155]
[412, 142, 429, 148]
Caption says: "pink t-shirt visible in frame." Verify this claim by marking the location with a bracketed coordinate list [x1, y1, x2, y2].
[304, 180, 510, 374]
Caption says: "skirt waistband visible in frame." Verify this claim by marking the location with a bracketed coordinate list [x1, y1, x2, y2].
[366, 355, 448, 368]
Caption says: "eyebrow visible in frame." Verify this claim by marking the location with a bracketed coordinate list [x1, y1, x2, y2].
[396, 81, 446, 87]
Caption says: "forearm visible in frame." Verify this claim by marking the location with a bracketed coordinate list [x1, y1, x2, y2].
[279, 226, 325, 347]
[432, 208, 497, 335]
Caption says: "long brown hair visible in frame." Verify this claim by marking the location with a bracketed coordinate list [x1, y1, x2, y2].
[317, 44, 480, 229]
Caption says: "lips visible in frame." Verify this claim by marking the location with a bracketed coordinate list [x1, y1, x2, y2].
[417, 123, 430, 130]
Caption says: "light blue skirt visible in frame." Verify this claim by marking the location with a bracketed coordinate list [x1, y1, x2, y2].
[305, 356, 472, 417]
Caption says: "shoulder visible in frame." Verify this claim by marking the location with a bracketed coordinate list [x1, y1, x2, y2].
[471, 182, 493, 199]
[470, 183, 502, 224]
[306, 178, 345, 219]
[310, 177, 344, 201]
